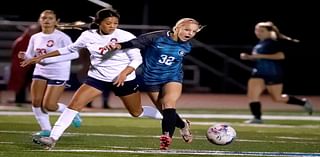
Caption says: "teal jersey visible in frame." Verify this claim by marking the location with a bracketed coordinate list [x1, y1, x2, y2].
[121, 30, 192, 85]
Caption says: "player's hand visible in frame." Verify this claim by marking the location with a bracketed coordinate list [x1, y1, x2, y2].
[240, 53, 251, 60]
[18, 51, 26, 59]
[106, 43, 121, 51]
[113, 73, 127, 87]
[20, 57, 42, 67]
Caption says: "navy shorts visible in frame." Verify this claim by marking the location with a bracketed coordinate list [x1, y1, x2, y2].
[139, 81, 182, 92]
[32, 75, 68, 87]
[140, 83, 163, 92]
[84, 76, 139, 96]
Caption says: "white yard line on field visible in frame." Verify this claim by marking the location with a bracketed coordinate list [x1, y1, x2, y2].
[1, 130, 319, 145]
[30, 149, 320, 157]
[0, 111, 319, 121]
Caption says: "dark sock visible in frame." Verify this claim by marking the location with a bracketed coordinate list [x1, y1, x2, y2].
[102, 91, 110, 108]
[175, 113, 185, 129]
[287, 96, 305, 106]
[162, 108, 177, 137]
[249, 102, 261, 120]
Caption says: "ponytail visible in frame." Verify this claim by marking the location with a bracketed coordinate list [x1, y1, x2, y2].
[257, 21, 299, 43]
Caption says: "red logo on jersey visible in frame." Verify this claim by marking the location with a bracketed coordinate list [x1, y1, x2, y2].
[47, 40, 54, 47]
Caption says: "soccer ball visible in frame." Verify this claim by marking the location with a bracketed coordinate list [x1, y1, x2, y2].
[206, 123, 236, 145]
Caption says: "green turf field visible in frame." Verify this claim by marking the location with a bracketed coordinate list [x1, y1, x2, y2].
[0, 110, 319, 157]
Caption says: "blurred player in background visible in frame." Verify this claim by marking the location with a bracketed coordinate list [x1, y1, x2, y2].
[240, 21, 314, 124]
[18, 10, 81, 143]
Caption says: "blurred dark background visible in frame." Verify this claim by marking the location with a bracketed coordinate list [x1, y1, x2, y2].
[1, 0, 319, 95]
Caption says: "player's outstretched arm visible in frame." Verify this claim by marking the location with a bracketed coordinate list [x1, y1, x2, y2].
[20, 50, 60, 67]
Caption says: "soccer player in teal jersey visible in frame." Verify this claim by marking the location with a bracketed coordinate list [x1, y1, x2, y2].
[126, 30, 192, 85]
[107, 18, 204, 150]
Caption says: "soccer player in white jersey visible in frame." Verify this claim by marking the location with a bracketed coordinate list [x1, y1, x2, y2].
[21, 8, 162, 149]
[18, 10, 81, 143]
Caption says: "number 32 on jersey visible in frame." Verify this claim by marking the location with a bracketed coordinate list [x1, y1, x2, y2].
[158, 55, 175, 65]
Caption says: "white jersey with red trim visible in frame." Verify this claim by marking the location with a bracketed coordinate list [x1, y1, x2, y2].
[25, 29, 73, 80]
[59, 29, 142, 82]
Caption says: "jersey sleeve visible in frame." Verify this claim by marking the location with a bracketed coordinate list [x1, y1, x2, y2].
[126, 48, 142, 69]
[40, 52, 79, 64]
[58, 31, 87, 55]
[120, 30, 143, 69]
[41, 34, 79, 64]
[61, 34, 73, 47]
[120, 30, 165, 50]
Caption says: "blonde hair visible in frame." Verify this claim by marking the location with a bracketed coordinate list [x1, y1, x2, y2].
[173, 18, 204, 33]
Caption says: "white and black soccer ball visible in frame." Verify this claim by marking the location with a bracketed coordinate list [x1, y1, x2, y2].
[206, 123, 236, 145]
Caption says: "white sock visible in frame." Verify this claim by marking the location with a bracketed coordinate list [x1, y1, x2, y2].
[32, 106, 52, 131]
[139, 106, 163, 119]
[50, 108, 78, 140]
[56, 103, 67, 113]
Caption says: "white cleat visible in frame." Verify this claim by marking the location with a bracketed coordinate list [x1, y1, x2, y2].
[39, 137, 56, 150]
[179, 119, 193, 143]
[244, 118, 263, 124]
